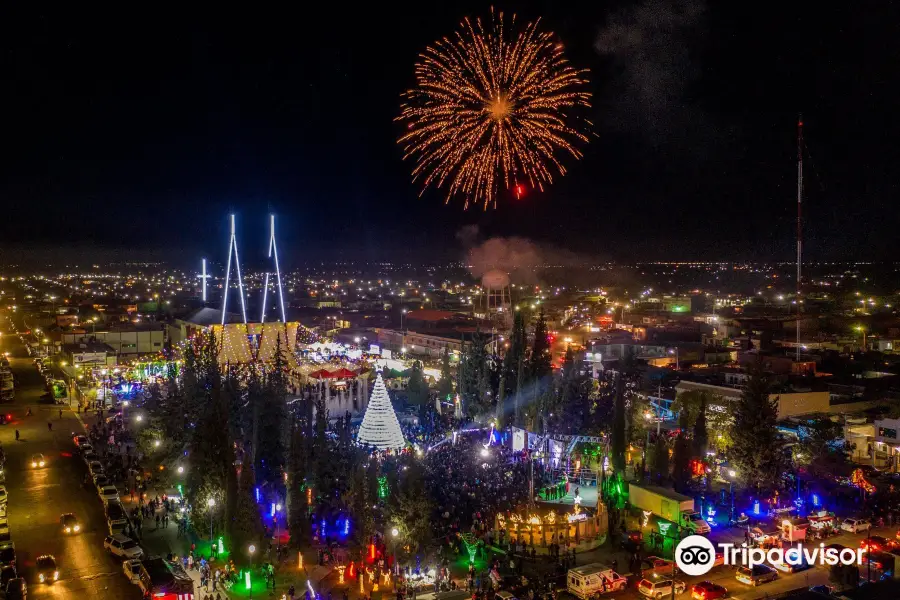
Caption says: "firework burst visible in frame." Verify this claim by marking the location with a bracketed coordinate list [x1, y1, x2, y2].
[398, 9, 592, 210]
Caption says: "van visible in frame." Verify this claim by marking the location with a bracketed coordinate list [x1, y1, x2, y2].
[567, 564, 628, 598]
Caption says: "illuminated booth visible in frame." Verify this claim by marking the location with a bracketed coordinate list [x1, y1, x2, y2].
[495, 501, 608, 547]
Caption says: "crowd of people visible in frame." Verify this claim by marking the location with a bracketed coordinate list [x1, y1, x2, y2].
[424, 434, 533, 542]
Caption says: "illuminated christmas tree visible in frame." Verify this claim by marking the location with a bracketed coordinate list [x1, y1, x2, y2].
[356, 371, 405, 451]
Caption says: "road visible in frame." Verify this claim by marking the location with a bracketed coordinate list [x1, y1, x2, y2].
[0, 317, 141, 599]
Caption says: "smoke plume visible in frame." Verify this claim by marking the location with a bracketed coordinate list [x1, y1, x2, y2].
[459, 226, 586, 285]
[596, 0, 706, 145]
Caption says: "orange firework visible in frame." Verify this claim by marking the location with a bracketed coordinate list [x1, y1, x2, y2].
[398, 9, 592, 210]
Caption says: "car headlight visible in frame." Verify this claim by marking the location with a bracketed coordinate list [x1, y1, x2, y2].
[54, 570, 59, 580]
[74, 525, 80, 531]
[39, 573, 44, 582]
[65, 527, 71, 533]
[39, 461, 45, 467]
[31, 462, 36, 467]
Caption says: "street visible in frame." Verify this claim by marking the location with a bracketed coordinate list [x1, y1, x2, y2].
[563, 521, 884, 600]
[0, 321, 141, 599]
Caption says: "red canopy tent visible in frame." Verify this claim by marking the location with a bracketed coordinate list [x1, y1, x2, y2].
[307, 369, 332, 379]
[330, 367, 358, 379]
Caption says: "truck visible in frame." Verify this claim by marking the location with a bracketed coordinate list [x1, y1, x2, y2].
[138, 556, 195, 600]
[628, 483, 710, 535]
[567, 563, 628, 598]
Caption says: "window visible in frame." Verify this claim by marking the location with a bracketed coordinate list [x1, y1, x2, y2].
[879, 427, 897, 439]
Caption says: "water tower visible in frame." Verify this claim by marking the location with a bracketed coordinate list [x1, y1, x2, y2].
[478, 269, 513, 328]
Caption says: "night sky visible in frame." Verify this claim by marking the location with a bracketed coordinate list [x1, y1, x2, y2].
[2, 2, 898, 266]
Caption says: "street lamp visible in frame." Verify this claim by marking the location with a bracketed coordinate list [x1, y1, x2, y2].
[668, 347, 680, 370]
[248, 544, 256, 599]
[855, 325, 867, 350]
[177, 466, 184, 474]
[135, 414, 143, 422]
[401, 308, 408, 332]
[391, 527, 400, 575]
[727, 470, 737, 522]
[275, 503, 282, 552]
[154, 439, 161, 448]
[207, 497, 216, 542]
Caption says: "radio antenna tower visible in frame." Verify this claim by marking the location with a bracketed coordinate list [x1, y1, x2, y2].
[221, 214, 248, 324]
[796, 115, 803, 361]
[260, 214, 286, 323]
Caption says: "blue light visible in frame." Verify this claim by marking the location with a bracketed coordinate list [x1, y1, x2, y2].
[812, 494, 820, 507]
[753, 500, 760, 515]
[343, 518, 350, 536]
[320, 519, 326, 537]
[255, 487, 260, 503]
[271, 503, 276, 517]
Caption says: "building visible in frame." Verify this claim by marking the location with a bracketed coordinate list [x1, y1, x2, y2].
[374, 328, 462, 359]
[61, 341, 117, 369]
[674, 380, 830, 420]
[60, 324, 165, 358]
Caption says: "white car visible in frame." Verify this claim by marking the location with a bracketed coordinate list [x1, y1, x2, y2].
[104, 534, 143, 559]
[30, 454, 45, 468]
[841, 518, 872, 533]
[87, 461, 104, 477]
[99, 485, 119, 502]
[123, 559, 142, 584]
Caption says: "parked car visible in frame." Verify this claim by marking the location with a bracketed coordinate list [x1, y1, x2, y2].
[4, 577, 25, 600]
[87, 461, 104, 477]
[691, 581, 727, 600]
[98, 485, 119, 502]
[123, 559, 142, 584]
[736, 564, 777, 586]
[73, 435, 88, 448]
[638, 579, 686, 599]
[103, 534, 143, 559]
[0, 486, 9, 505]
[860, 536, 895, 552]
[842, 518, 872, 533]
[0, 565, 16, 590]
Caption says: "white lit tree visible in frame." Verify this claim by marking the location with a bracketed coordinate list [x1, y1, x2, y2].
[357, 371, 406, 451]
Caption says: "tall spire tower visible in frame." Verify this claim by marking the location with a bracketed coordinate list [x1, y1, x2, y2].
[221, 214, 248, 324]
[260, 214, 287, 323]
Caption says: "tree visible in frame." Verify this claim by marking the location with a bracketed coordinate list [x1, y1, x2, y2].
[671, 411, 692, 491]
[389, 458, 432, 553]
[231, 452, 262, 554]
[729, 366, 784, 491]
[346, 460, 376, 549]
[794, 417, 848, 474]
[651, 435, 669, 485]
[692, 393, 708, 457]
[555, 346, 591, 433]
[500, 312, 526, 423]
[528, 308, 552, 384]
[406, 361, 429, 405]
[288, 418, 311, 548]
[611, 372, 627, 474]
[436, 349, 454, 401]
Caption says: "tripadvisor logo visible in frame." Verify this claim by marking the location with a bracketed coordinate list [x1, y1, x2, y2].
[675, 535, 865, 576]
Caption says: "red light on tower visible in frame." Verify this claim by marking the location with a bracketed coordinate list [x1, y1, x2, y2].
[515, 184, 525, 199]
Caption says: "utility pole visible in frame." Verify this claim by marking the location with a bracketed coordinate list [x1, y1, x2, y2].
[796, 115, 804, 361]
